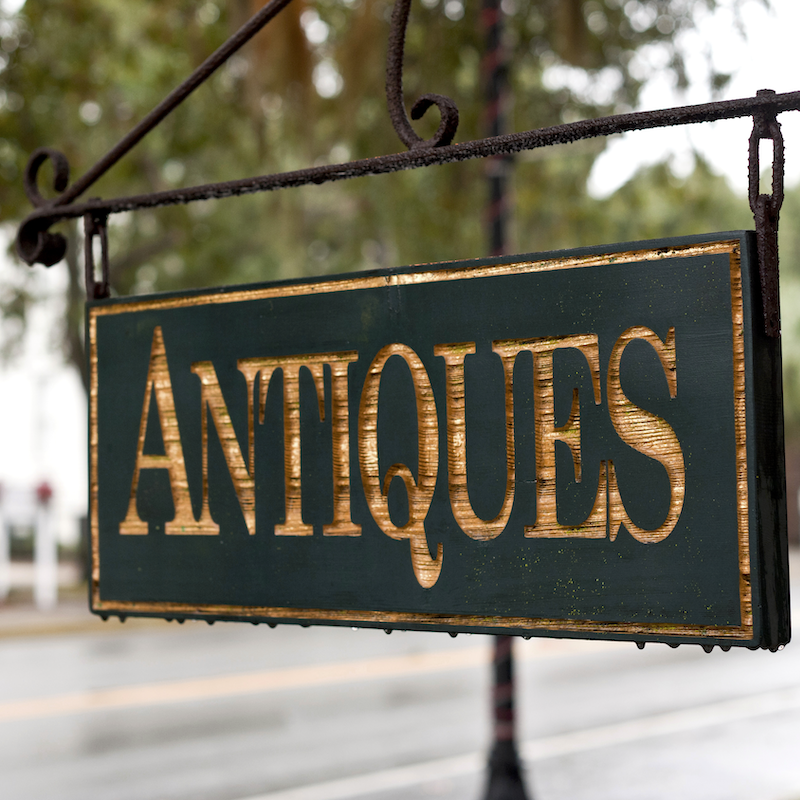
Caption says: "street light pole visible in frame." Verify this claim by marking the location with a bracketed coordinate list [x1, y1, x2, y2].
[484, 0, 511, 259]
[482, 1, 529, 798]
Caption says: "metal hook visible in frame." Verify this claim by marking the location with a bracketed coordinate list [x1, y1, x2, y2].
[749, 89, 784, 338]
[83, 206, 110, 300]
[386, 0, 459, 150]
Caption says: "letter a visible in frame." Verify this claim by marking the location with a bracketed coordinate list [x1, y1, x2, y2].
[119, 327, 218, 535]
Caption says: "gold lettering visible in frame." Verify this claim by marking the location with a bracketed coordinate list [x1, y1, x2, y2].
[120, 327, 218, 535]
[276, 359, 322, 537]
[527, 334, 606, 538]
[607, 326, 684, 544]
[191, 362, 256, 536]
[433, 342, 516, 540]
[323, 355, 362, 536]
[491, 334, 606, 539]
[238, 352, 360, 537]
[358, 344, 442, 588]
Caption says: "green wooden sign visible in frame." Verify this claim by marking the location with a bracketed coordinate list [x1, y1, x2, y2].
[88, 232, 789, 649]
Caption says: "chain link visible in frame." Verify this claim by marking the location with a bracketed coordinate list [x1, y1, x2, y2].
[83, 207, 110, 300]
[749, 90, 785, 337]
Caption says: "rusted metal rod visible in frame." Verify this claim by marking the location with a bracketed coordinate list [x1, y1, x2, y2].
[14, 0, 794, 342]
[18, 88, 800, 268]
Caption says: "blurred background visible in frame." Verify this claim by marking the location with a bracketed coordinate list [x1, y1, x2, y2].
[1, 1, 800, 799]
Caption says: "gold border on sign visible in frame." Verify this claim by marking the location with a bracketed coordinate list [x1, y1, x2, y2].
[88, 239, 753, 640]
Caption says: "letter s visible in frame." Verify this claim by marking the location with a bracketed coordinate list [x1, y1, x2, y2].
[607, 326, 685, 544]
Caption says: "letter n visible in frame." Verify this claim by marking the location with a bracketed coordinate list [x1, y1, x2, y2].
[191, 361, 256, 535]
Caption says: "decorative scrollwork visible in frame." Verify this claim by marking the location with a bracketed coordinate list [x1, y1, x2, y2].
[16, 215, 68, 267]
[24, 147, 71, 208]
[17, 148, 72, 267]
[386, 0, 459, 150]
[16, 217, 68, 267]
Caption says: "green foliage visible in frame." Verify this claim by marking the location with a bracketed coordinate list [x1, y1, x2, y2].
[559, 154, 751, 247]
[0, 0, 767, 388]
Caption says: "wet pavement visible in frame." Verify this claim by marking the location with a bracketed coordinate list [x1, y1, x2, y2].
[0, 556, 798, 800]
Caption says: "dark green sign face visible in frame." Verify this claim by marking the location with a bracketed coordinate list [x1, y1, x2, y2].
[88, 232, 789, 649]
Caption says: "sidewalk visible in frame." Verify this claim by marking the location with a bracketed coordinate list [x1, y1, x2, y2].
[0, 593, 98, 639]
[0, 580, 164, 639]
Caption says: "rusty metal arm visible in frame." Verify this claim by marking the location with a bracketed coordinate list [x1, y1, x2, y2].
[14, 0, 795, 333]
[17, 0, 295, 269]
[19, 91, 800, 257]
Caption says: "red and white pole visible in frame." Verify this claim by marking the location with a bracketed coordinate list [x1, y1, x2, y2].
[34, 481, 57, 610]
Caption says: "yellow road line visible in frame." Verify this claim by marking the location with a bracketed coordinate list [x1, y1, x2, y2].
[0, 646, 488, 723]
[0, 636, 624, 724]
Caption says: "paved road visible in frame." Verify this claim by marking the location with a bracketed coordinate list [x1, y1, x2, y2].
[0, 579, 799, 800]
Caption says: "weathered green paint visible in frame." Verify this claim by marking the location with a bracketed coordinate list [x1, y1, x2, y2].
[87, 232, 790, 648]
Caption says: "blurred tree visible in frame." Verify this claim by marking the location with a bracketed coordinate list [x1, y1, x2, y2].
[513, 147, 753, 251]
[0, 0, 764, 388]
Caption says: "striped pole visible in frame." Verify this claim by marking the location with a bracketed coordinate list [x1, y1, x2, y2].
[482, 2, 529, 799]
[483, 0, 510, 258]
[484, 636, 529, 799]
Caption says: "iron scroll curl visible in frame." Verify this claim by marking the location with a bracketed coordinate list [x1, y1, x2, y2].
[15, 0, 297, 268]
[24, 146, 71, 208]
[385, 0, 459, 149]
[17, 147, 71, 267]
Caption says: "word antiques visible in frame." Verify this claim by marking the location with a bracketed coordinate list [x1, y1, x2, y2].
[87, 235, 786, 647]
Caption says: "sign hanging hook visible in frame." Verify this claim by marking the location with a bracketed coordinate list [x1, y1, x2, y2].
[749, 89, 784, 337]
[83, 206, 110, 300]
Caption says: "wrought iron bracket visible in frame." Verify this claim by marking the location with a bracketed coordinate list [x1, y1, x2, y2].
[12, 0, 798, 337]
